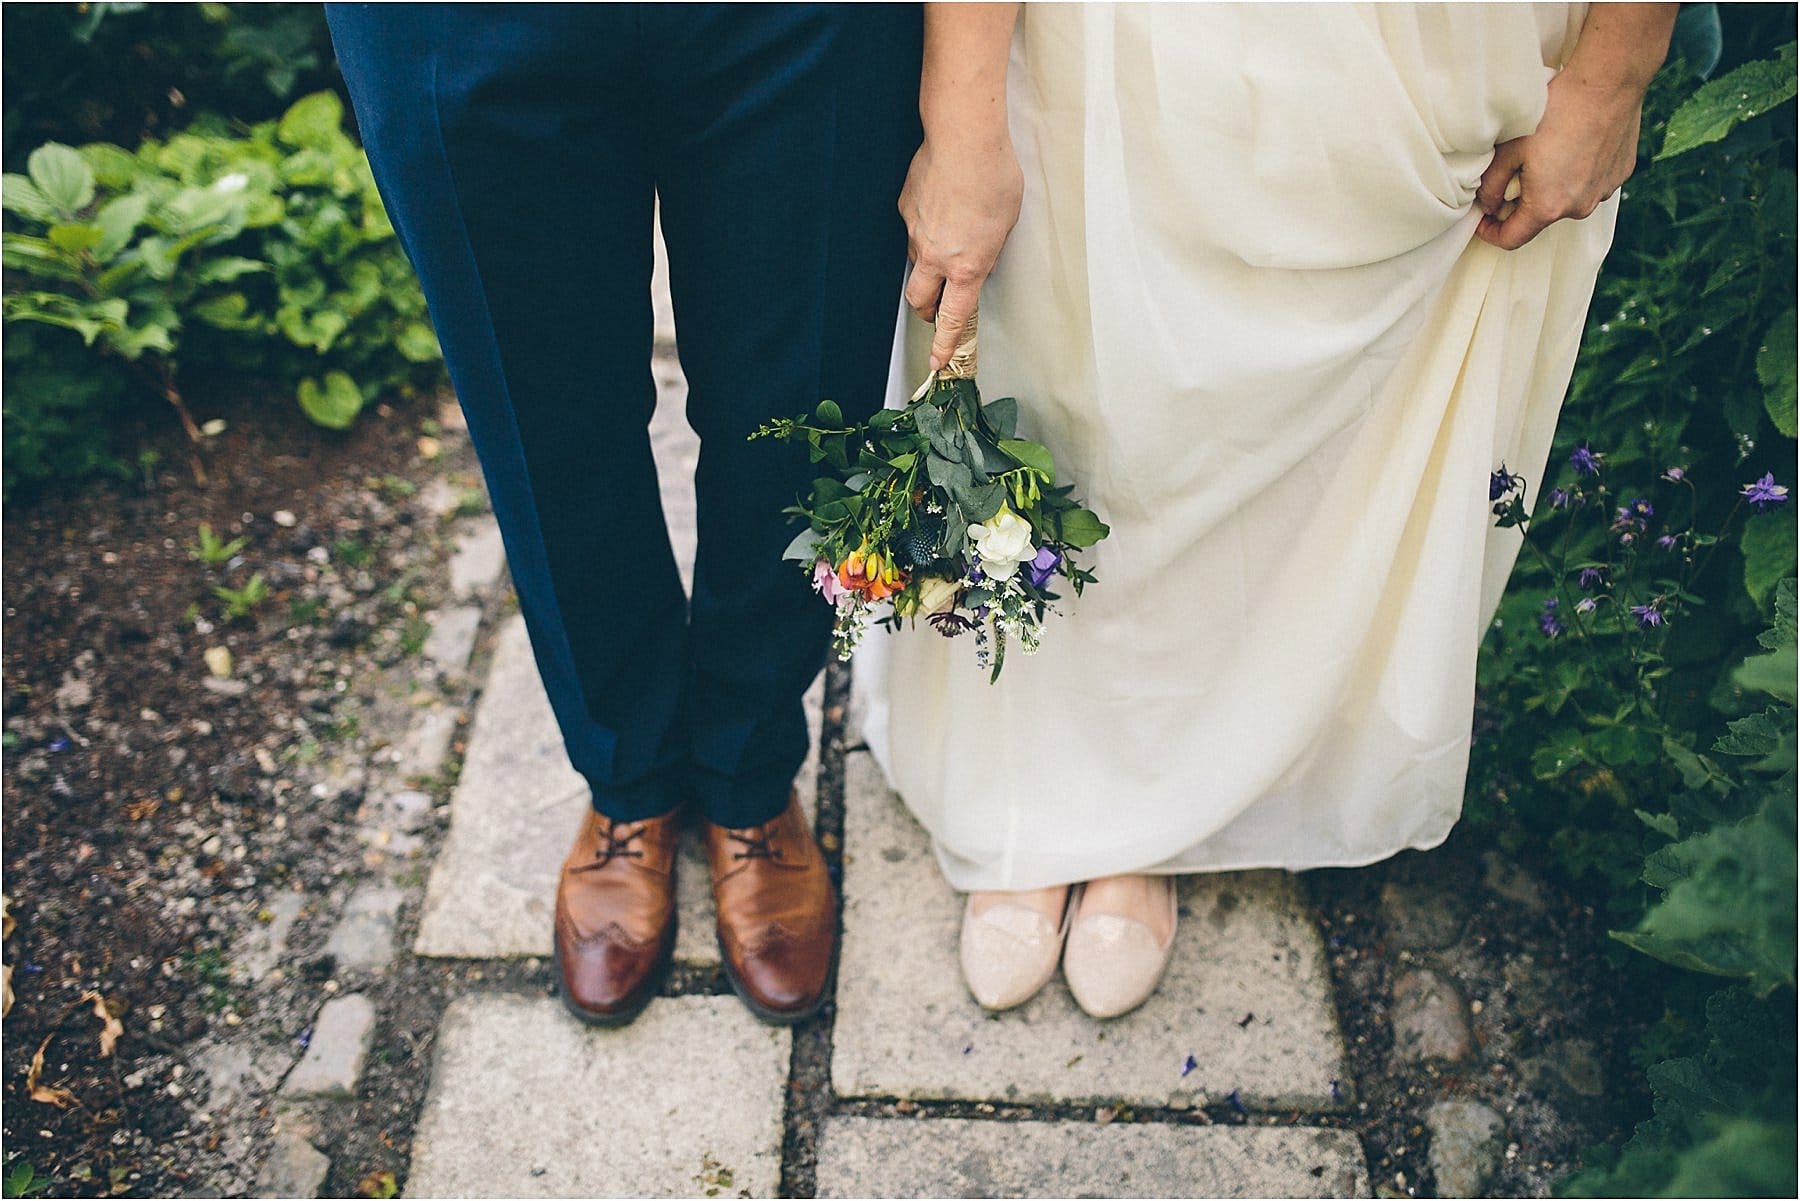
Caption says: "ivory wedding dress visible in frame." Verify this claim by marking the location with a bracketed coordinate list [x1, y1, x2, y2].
[860, 3, 1619, 891]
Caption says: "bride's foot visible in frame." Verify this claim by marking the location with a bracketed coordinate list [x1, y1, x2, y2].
[1062, 874, 1178, 1019]
[959, 885, 1072, 1011]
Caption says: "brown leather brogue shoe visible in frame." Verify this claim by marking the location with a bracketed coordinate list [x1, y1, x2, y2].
[553, 806, 680, 1026]
[705, 792, 837, 1025]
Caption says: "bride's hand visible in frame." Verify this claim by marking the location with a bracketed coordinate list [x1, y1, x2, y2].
[900, 133, 1023, 369]
[1473, 73, 1644, 250]
[1473, 2, 1675, 251]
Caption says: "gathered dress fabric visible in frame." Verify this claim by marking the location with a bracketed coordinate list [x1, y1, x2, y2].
[860, 2, 1620, 891]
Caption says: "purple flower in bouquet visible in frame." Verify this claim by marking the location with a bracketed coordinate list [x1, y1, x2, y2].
[1569, 442, 1603, 476]
[1025, 546, 1062, 589]
[1627, 497, 1655, 520]
[1489, 466, 1520, 502]
[1576, 597, 1598, 614]
[1577, 567, 1606, 591]
[1741, 473, 1789, 512]
[1656, 534, 1680, 552]
[1661, 466, 1686, 482]
[1631, 602, 1666, 629]
[1547, 487, 1572, 510]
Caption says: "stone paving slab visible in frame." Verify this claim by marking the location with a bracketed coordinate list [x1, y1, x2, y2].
[815, 1116, 1370, 1198]
[414, 614, 821, 964]
[406, 994, 790, 1198]
[831, 752, 1349, 1111]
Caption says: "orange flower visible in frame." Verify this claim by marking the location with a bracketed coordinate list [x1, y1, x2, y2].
[838, 542, 907, 602]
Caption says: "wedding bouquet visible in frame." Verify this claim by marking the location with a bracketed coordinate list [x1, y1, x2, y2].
[751, 333, 1109, 681]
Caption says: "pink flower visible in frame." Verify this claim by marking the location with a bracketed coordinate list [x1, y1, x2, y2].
[813, 558, 849, 605]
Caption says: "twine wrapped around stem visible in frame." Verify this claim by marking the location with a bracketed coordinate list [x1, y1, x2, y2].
[910, 309, 979, 400]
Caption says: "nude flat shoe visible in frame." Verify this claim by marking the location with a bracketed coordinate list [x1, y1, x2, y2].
[959, 887, 1074, 1012]
[1062, 876, 1178, 1020]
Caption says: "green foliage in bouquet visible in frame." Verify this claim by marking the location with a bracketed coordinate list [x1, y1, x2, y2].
[1467, 8, 1797, 1194]
[1, 91, 443, 497]
[755, 376, 1108, 680]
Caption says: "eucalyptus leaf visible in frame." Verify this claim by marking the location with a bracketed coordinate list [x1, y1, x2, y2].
[782, 527, 823, 563]
[815, 398, 844, 427]
[982, 396, 1019, 440]
[926, 453, 973, 491]
[956, 480, 1006, 523]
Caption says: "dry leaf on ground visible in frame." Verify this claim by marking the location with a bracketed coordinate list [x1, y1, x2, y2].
[80, 990, 124, 1057]
[27, 1034, 78, 1107]
[3, 894, 13, 939]
[3, 963, 12, 1018]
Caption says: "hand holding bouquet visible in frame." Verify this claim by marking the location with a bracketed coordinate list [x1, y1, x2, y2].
[752, 320, 1109, 681]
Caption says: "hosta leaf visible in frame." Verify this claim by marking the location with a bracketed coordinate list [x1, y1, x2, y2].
[1755, 307, 1796, 437]
[296, 371, 363, 430]
[194, 256, 267, 285]
[47, 223, 104, 255]
[396, 322, 442, 363]
[94, 193, 150, 260]
[276, 91, 347, 151]
[27, 143, 96, 215]
[1738, 507, 1796, 607]
[1, 174, 59, 223]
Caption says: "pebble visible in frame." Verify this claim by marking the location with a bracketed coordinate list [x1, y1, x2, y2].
[272, 510, 298, 528]
[204, 647, 234, 679]
[1426, 1100, 1505, 1197]
[1390, 969, 1472, 1062]
[280, 993, 375, 1098]
[1378, 880, 1468, 951]
[253, 1130, 330, 1198]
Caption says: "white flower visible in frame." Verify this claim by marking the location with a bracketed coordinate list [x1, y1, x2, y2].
[213, 172, 249, 194]
[968, 507, 1036, 581]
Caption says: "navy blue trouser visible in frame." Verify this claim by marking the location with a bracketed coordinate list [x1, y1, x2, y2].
[327, 4, 921, 826]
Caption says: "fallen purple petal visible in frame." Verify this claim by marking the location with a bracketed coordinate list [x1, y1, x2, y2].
[1180, 1054, 1197, 1077]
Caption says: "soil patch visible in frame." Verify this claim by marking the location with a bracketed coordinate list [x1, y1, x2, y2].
[2, 381, 457, 1197]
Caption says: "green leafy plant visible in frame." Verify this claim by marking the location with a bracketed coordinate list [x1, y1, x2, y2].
[189, 522, 247, 565]
[213, 572, 269, 622]
[1, 1161, 51, 1199]
[1466, 12, 1797, 1195]
[2, 89, 445, 496]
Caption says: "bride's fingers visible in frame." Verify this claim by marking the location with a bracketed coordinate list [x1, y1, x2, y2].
[904, 260, 946, 322]
[929, 280, 979, 371]
[1474, 138, 1526, 217]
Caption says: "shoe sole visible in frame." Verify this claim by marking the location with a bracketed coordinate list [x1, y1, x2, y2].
[715, 929, 838, 1027]
[552, 927, 674, 1028]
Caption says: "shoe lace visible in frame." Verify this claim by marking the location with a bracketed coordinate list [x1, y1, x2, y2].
[575, 821, 646, 872]
[728, 828, 783, 862]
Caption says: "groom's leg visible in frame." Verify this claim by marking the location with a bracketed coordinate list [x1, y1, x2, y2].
[326, 4, 687, 819]
[652, 3, 923, 828]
